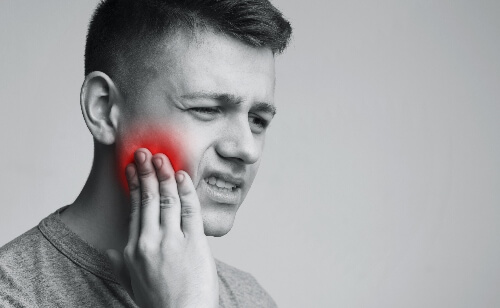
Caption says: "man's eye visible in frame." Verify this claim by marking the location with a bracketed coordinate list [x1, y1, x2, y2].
[249, 115, 269, 133]
[189, 107, 221, 120]
[190, 107, 220, 114]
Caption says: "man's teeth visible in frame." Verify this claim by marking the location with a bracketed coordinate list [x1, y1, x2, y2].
[205, 177, 237, 190]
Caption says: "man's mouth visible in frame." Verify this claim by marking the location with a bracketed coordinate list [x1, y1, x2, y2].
[203, 176, 238, 192]
[199, 172, 243, 205]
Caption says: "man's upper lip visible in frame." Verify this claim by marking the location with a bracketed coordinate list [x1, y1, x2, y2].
[203, 171, 244, 186]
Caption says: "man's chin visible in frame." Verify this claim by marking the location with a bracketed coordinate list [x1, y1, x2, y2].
[204, 225, 232, 237]
[201, 207, 238, 237]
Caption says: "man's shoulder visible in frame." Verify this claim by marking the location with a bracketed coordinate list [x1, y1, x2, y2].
[215, 259, 278, 308]
[0, 213, 135, 308]
[0, 224, 51, 280]
[0, 226, 47, 307]
[0, 226, 45, 266]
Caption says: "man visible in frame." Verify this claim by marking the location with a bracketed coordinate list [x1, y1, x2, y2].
[0, 0, 291, 307]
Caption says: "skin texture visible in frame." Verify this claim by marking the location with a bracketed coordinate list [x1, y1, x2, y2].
[60, 29, 276, 305]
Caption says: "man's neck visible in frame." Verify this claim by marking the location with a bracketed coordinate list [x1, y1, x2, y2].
[60, 142, 130, 253]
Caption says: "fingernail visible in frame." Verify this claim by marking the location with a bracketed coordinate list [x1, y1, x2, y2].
[175, 172, 184, 183]
[153, 157, 162, 169]
[125, 164, 135, 179]
[135, 151, 146, 164]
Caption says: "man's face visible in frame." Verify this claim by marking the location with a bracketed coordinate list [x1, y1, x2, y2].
[115, 30, 276, 236]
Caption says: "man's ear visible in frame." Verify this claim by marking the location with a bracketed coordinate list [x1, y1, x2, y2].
[80, 72, 122, 145]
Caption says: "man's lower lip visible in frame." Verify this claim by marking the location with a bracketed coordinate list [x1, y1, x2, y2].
[201, 180, 241, 204]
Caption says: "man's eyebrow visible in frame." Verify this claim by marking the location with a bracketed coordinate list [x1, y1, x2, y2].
[181, 91, 240, 104]
[251, 102, 277, 117]
[181, 91, 276, 116]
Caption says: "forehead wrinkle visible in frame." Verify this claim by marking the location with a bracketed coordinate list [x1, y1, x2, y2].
[181, 91, 276, 117]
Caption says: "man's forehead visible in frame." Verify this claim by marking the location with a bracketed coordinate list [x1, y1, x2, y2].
[122, 28, 275, 108]
[159, 31, 274, 87]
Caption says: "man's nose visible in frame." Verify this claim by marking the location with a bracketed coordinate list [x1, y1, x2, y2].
[215, 117, 260, 165]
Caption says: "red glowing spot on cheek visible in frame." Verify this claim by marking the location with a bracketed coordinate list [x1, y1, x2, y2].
[116, 124, 188, 190]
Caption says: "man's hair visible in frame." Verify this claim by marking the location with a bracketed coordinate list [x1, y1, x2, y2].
[84, 0, 292, 96]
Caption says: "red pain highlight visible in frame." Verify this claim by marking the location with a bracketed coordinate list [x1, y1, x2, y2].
[116, 125, 187, 190]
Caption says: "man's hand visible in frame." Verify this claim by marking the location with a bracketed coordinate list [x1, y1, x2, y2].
[106, 148, 219, 308]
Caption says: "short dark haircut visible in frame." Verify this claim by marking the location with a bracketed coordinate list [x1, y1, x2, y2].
[84, 0, 292, 96]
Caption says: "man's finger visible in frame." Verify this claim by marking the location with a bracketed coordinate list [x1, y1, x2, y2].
[152, 153, 182, 236]
[135, 148, 160, 237]
[126, 163, 140, 246]
[176, 171, 204, 236]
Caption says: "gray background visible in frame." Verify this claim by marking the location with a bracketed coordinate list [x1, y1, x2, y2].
[1, 1, 499, 307]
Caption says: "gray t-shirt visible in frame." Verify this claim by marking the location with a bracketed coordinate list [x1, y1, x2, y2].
[0, 208, 277, 307]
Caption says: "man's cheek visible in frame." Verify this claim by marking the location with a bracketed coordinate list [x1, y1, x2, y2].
[116, 123, 189, 190]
